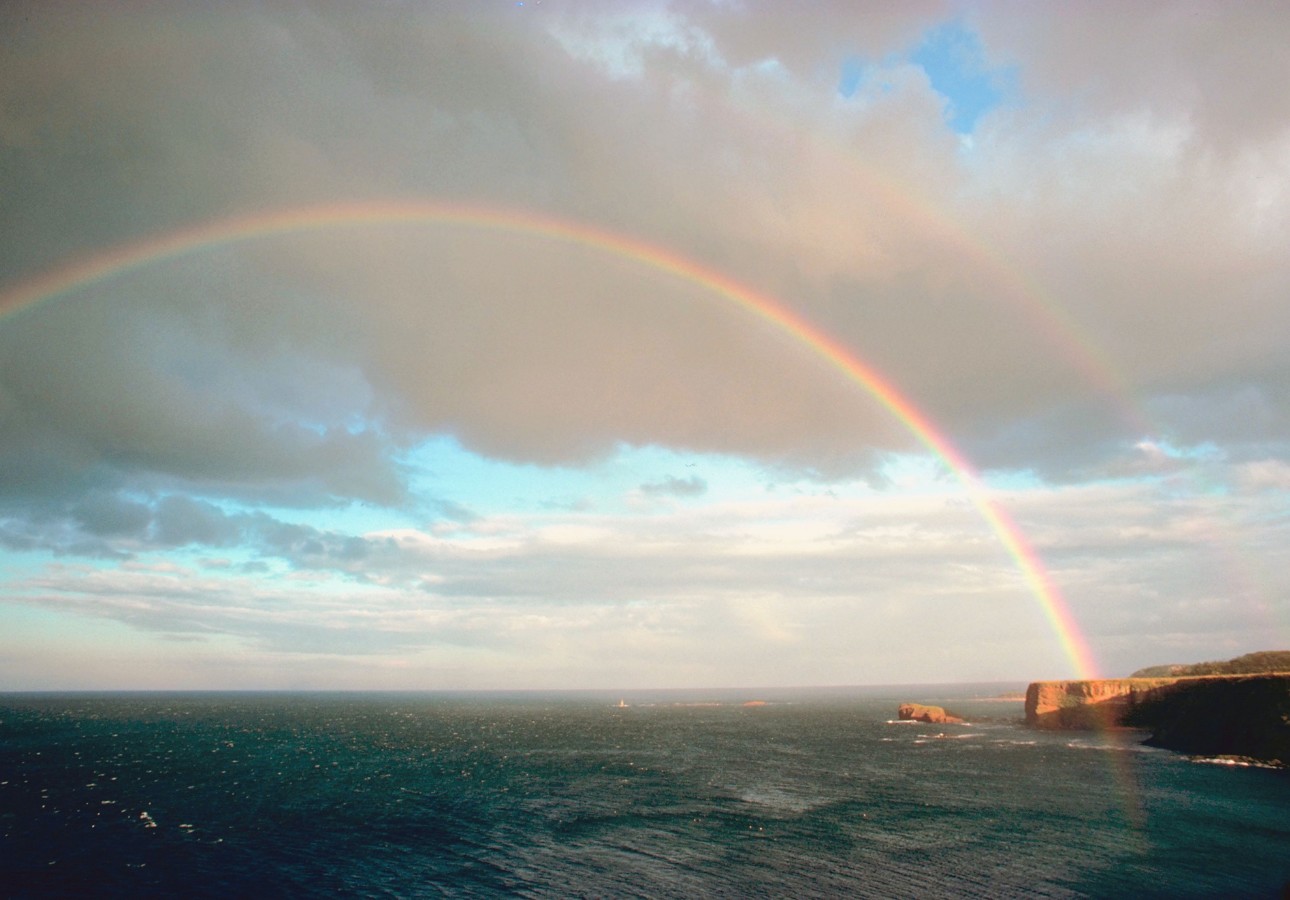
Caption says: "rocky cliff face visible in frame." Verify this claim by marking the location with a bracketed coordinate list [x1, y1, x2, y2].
[1026, 675, 1290, 765]
[1122, 675, 1290, 763]
[1025, 678, 1181, 729]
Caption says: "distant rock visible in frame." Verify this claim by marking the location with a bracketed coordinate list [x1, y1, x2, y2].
[897, 703, 964, 724]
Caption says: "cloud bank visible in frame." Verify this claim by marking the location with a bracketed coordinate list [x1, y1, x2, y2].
[1, 1, 1287, 687]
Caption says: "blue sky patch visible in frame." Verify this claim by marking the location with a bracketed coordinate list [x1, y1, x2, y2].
[912, 20, 1011, 133]
[837, 57, 865, 98]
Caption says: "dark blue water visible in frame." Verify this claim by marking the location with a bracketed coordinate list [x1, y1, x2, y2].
[2, 687, 1287, 898]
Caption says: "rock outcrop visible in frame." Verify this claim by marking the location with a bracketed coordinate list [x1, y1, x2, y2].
[1123, 675, 1290, 763]
[898, 703, 964, 724]
[1025, 674, 1290, 765]
[1024, 678, 1181, 730]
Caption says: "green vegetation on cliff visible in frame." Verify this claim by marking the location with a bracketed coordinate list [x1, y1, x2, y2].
[1129, 650, 1290, 679]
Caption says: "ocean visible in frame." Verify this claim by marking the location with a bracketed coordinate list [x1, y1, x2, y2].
[2, 686, 1287, 898]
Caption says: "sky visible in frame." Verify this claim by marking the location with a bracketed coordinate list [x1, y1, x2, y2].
[1, 1, 1288, 691]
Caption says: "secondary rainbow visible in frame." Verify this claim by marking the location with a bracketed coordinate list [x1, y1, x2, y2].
[689, 77, 1155, 438]
[0, 199, 1102, 679]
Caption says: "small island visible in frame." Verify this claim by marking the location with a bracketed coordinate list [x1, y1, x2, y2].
[897, 702, 964, 724]
[1024, 651, 1290, 766]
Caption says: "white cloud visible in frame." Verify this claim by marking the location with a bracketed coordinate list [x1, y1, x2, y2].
[7, 464, 1288, 686]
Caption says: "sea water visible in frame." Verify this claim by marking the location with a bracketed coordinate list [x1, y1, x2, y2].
[2, 686, 1287, 898]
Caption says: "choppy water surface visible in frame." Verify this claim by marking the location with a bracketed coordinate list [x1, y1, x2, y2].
[2, 687, 1286, 897]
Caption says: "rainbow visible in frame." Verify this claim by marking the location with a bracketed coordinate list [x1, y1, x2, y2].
[691, 77, 1154, 438]
[0, 199, 1102, 678]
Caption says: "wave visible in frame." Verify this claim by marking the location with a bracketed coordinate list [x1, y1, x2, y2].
[1189, 755, 1283, 770]
[1063, 740, 1161, 754]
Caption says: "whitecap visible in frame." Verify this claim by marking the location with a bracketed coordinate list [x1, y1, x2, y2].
[1189, 756, 1281, 770]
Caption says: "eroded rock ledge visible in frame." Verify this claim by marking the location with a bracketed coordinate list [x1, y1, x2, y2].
[897, 702, 964, 724]
[1026, 675, 1290, 765]
[1025, 678, 1181, 730]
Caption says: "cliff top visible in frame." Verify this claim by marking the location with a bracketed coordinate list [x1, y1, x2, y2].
[1128, 650, 1290, 679]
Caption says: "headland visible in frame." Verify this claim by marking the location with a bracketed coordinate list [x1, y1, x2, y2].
[1024, 653, 1290, 765]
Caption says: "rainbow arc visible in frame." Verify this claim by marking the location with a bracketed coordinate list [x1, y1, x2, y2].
[0, 199, 1101, 679]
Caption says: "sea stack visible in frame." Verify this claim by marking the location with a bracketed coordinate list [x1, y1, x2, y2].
[897, 703, 964, 724]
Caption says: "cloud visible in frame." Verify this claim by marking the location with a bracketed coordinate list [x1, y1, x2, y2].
[8, 472, 1287, 684]
[673, 0, 947, 81]
[4, 2, 1288, 491]
[72, 492, 152, 538]
[152, 495, 241, 548]
[968, 1, 1290, 153]
[2, 3, 1290, 686]
[0, 487, 396, 577]
[1234, 459, 1290, 492]
[638, 475, 708, 498]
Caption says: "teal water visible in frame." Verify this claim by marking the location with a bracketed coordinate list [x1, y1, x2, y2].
[2, 687, 1287, 897]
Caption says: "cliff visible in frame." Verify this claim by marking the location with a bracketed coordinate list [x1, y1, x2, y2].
[1026, 675, 1290, 765]
[1122, 675, 1290, 763]
[1025, 678, 1181, 729]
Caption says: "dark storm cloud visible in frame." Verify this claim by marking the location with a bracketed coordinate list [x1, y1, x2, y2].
[72, 492, 153, 538]
[153, 496, 241, 548]
[3, 0, 1289, 500]
[0, 485, 397, 576]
